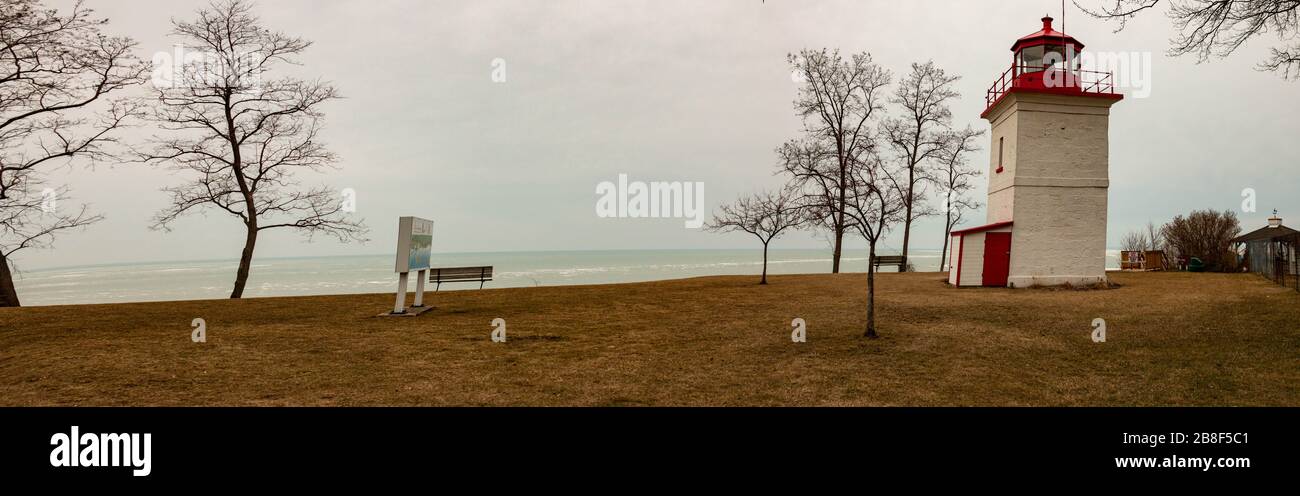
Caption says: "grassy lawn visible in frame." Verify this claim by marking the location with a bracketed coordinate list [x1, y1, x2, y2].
[1, 271, 1296, 406]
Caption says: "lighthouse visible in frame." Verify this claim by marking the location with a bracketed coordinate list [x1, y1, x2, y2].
[948, 16, 1123, 288]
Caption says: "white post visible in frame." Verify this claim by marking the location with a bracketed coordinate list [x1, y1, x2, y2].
[393, 271, 409, 314]
[413, 269, 427, 307]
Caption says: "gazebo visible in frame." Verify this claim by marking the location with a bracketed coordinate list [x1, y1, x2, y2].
[1233, 211, 1299, 292]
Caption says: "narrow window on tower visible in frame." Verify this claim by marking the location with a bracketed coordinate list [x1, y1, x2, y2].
[996, 137, 1004, 173]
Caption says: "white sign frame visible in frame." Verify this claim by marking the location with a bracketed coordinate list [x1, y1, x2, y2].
[394, 216, 434, 273]
[391, 216, 434, 314]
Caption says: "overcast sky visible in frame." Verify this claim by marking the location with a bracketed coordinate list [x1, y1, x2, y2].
[18, 0, 1300, 271]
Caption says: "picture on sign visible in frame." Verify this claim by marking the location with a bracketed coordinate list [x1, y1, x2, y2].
[394, 216, 434, 272]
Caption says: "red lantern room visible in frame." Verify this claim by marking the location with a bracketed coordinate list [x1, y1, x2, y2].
[982, 16, 1122, 118]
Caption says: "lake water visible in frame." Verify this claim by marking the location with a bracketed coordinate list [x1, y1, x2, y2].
[10, 249, 1123, 306]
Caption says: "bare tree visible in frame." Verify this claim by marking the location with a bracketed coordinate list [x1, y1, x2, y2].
[0, 0, 146, 307]
[1162, 209, 1242, 271]
[782, 49, 891, 274]
[140, 0, 366, 299]
[882, 61, 961, 270]
[1121, 221, 1171, 268]
[842, 155, 908, 338]
[1078, 0, 1300, 79]
[706, 188, 806, 285]
[932, 126, 985, 272]
[1120, 229, 1150, 252]
[1145, 220, 1165, 251]
[1121, 221, 1168, 252]
[778, 139, 853, 255]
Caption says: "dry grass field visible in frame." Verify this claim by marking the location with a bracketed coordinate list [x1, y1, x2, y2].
[1, 271, 1296, 406]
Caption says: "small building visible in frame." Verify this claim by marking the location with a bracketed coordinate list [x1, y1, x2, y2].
[1120, 250, 1166, 271]
[1120, 251, 1143, 270]
[949, 16, 1122, 288]
[1233, 212, 1299, 291]
[947, 222, 1013, 287]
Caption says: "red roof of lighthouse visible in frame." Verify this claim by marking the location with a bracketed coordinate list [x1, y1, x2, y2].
[1011, 16, 1084, 52]
[981, 16, 1121, 117]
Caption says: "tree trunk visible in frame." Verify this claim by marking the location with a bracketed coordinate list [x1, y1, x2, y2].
[0, 252, 20, 308]
[831, 143, 847, 274]
[230, 224, 258, 299]
[940, 209, 952, 271]
[864, 240, 878, 338]
[939, 233, 950, 272]
[901, 180, 914, 272]
[900, 145, 919, 272]
[222, 90, 258, 300]
[831, 222, 843, 274]
[761, 243, 769, 285]
[831, 181, 846, 273]
[901, 212, 912, 272]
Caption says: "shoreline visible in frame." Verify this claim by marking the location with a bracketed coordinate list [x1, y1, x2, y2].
[16, 247, 948, 274]
[9, 248, 1128, 307]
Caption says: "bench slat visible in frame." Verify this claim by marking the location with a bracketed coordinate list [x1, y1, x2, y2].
[433, 269, 488, 277]
[430, 266, 491, 273]
[431, 275, 491, 281]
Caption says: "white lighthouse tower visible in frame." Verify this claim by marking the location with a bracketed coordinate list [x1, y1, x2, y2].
[948, 16, 1123, 288]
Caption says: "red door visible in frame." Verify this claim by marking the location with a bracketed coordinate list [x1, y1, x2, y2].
[982, 232, 1012, 287]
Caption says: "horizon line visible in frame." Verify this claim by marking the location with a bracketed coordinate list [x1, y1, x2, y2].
[18, 246, 1131, 274]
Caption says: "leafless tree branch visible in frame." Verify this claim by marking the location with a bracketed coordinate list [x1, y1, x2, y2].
[0, 0, 146, 307]
[1078, 0, 1300, 79]
[139, 0, 367, 298]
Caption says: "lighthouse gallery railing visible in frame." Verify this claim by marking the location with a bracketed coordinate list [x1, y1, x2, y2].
[985, 65, 1116, 111]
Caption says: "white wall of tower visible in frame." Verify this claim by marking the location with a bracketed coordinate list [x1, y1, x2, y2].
[981, 92, 1118, 287]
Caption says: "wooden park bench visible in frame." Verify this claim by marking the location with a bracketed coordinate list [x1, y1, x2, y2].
[429, 266, 494, 291]
[870, 255, 906, 272]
